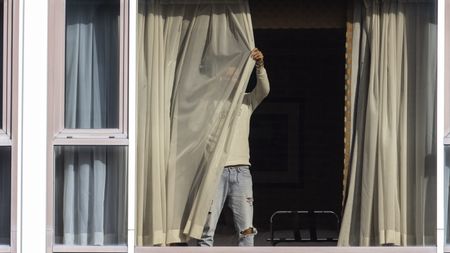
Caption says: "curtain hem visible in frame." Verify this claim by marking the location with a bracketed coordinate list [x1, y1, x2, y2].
[137, 231, 166, 246]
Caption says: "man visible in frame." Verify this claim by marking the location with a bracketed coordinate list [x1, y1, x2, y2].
[198, 48, 270, 246]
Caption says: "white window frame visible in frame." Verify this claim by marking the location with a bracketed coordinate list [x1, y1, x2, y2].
[0, 0, 13, 147]
[42, 0, 445, 252]
[47, 0, 129, 252]
[442, 0, 449, 252]
[0, 0, 18, 253]
[48, 0, 129, 143]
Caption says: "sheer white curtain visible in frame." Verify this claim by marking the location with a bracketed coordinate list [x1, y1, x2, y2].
[56, 0, 127, 246]
[137, 0, 255, 245]
[0, 148, 10, 245]
[339, 0, 436, 246]
[55, 146, 127, 245]
[65, 0, 119, 129]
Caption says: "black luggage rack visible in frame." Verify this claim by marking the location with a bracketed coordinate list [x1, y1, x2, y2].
[267, 210, 340, 246]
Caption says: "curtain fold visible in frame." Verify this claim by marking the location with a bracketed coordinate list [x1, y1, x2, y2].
[57, 0, 127, 246]
[65, 0, 119, 129]
[55, 146, 127, 245]
[339, 0, 436, 246]
[137, 0, 255, 245]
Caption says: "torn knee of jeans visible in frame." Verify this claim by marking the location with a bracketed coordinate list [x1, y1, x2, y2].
[240, 227, 257, 238]
[246, 197, 253, 206]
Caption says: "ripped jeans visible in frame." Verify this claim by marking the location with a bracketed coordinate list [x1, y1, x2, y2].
[198, 165, 256, 247]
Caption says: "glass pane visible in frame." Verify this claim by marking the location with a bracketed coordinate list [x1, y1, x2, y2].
[64, 0, 120, 129]
[0, 147, 11, 245]
[54, 146, 127, 246]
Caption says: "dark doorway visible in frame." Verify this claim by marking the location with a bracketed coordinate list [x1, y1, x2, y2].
[214, 15, 345, 251]
[249, 28, 345, 245]
[210, 0, 347, 246]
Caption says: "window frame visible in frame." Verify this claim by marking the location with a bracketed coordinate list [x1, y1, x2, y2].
[443, 0, 450, 252]
[49, 0, 129, 143]
[0, 0, 13, 147]
[45, 0, 444, 252]
[0, 0, 18, 252]
[47, 0, 129, 252]
[0, 0, 19, 252]
[131, 0, 442, 252]
[445, 0, 450, 145]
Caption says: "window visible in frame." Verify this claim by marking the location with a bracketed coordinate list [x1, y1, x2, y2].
[0, 0, 17, 252]
[50, 0, 127, 142]
[64, 0, 120, 130]
[54, 146, 127, 246]
[48, 0, 129, 251]
[135, 0, 438, 251]
[444, 1, 450, 251]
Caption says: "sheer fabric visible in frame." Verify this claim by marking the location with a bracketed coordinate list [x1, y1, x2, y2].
[65, 0, 120, 129]
[137, 0, 255, 245]
[58, 0, 126, 245]
[339, 0, 436, 246]
[54, 146, 127, 245]
[0, 147, 10, 245]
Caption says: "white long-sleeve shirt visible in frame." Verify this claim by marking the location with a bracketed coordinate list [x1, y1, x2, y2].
[225, 67, 270, 167]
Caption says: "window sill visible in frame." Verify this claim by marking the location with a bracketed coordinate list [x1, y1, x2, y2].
[0, 245, 10, 253]
[135, 246, 436, 253]
[53, 245, 127, 252]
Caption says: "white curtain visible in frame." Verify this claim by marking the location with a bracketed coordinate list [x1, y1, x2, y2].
[65, 0, 119, 129]
[55, 146, 127, 245]
[56, 0, 127, 246]
[339, 0, 436, 246]
[0, 148, 10, 245]
[137, 0, 255, 245]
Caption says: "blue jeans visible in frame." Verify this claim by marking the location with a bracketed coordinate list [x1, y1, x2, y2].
[198, 165, 256, 246]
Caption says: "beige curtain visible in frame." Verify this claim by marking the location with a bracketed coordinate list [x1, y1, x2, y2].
[136, 0, 255, 245]
[339, 0, 436, 246]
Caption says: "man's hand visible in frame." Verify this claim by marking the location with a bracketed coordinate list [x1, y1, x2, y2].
[251, 48, 264, 68]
